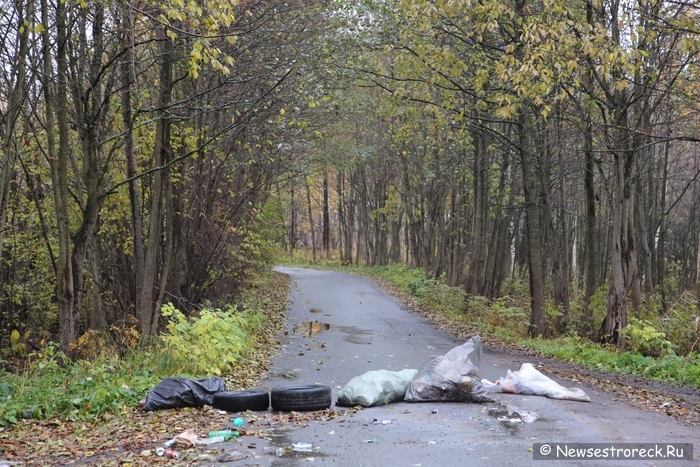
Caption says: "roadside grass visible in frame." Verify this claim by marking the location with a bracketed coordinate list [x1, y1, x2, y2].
[0, 270, 289, 428]
[279, 256, 700, 390]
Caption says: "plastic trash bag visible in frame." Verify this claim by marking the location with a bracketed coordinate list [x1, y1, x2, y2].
[336, 369, 419, 407]
[496, 363, 590, 402]
[404, 336, 493, 403]
[140, 377, 226, 411]
[481, 378, 502, 394]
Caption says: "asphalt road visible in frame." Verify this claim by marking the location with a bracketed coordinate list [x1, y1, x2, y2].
[212, 267, 698, 467]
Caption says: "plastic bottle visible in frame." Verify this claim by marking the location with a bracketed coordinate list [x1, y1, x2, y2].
[208, 429, 239, 440]
[196, 436, 225, 445]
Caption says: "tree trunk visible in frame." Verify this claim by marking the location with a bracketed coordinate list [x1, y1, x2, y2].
[42, 0, 76, 350]
[323, 172, 330, 256]
[138, 29, 174, 345]
[71, 3, 106, 340]
[554, 136, 571, 329]
[337, 170, 346, 263]
[120, 2, 145, 317]
[601, 114, 633, 345]
[602, 152, 629, 344]
[599, 0, 632, 346]
[636, 179, 654, 295]
[151, 169, 174, 337]
[289, 181, 296, 257]
[485, 144, 511, 298]
[519, 112, 546, 337]
[88, 235, 106, 330]
[305, 177, 316, 261]
[657, 135, 670, 313]
[466, 132, 488, 295]
[0, 0, 29, 265]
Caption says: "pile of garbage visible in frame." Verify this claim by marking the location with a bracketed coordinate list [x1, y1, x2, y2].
[138, 335, 589, 412]
[130, 335, 589, 463]
[336, 335, 589, 406]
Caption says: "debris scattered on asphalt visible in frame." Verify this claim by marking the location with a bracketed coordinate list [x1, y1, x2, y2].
[372, 418, 392, 425]
[292, 442, 313, 452]
[216, 450, 255, 462]
[173, 428, 198, 447]
[195, 436, 224, 445]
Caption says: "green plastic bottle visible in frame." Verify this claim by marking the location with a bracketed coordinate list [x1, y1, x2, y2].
[208, 429, 239, 440]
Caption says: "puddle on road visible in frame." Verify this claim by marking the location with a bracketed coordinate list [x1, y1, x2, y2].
[488, 403, 538, 435]
[263, 426, 328, 461]
[337, 325, 372, 344]
[293, 321, 373, 344]
[294, 321, 333, 336]
[274, 370, 298, 379]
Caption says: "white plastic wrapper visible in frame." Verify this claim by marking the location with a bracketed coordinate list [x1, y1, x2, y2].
[494, 363, 590, 402]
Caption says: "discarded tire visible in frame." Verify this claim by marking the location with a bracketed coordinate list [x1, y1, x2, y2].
[271, 384, 332, 412]
[212, 390, 270, 412]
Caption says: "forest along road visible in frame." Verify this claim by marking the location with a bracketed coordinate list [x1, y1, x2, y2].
[227, 267, 697, 467]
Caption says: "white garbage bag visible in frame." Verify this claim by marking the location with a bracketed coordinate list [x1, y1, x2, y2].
[496, 363, 590, 402]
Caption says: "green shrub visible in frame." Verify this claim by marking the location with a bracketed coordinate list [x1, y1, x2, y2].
[161, 302, 264, 376]
[424, 282, 466, 315]
[657, 292, 699, 357]
[0, 378, 21, 426]
[621, 317, 675, 357]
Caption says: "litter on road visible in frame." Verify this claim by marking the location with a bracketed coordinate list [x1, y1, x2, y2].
[405, 336, 493, 403]
[334, 335, 590, 406]
[482, 363, 591, 402]
[336, 369, 418, 407]
[292, 442, 314, 452]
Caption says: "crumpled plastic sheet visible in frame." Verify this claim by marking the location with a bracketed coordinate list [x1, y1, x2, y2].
[337, 369, 419, 407]
[484, 363, 590, 402]
[404, 336, 493, 403]
[140, 377, 226, 411]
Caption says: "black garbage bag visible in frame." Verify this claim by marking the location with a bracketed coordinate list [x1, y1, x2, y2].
[404, 336, 493, 403]
[140, 377, 226, 411]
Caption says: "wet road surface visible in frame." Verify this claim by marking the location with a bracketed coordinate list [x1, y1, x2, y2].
[209, 267, 698, 467]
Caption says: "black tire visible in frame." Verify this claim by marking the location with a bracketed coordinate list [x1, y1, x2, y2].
[212, 390, 270, 412]
[271, 384, 332, 412]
